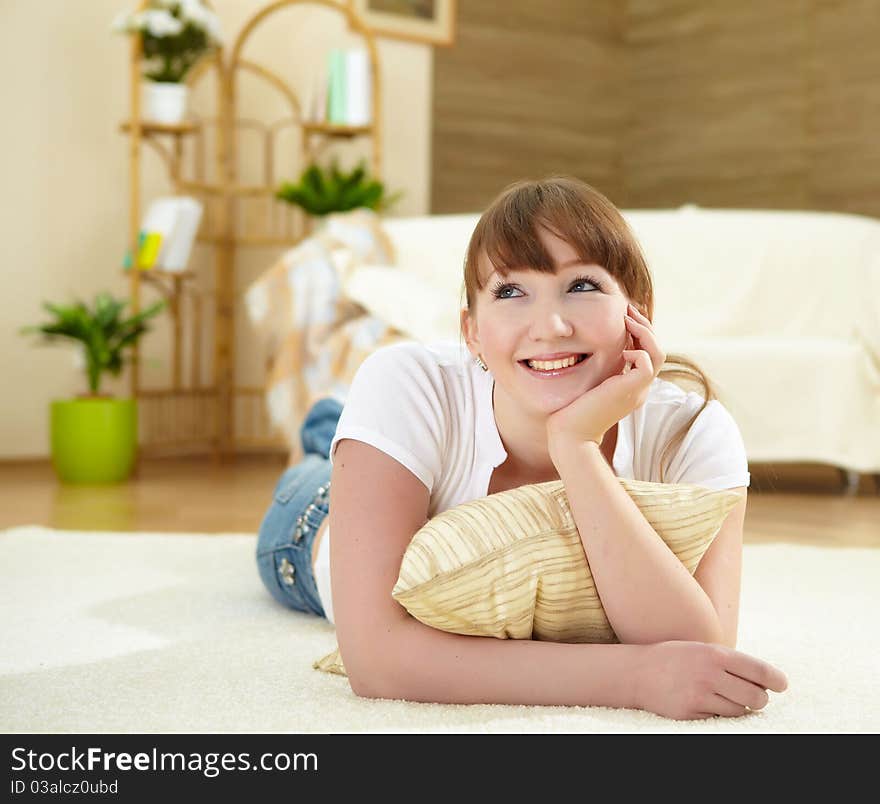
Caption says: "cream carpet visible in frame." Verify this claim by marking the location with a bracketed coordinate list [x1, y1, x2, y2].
[1, 526, 877, 733]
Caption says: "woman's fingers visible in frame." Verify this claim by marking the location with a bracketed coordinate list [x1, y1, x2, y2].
[724, 649, 789, 693]
[716, 671, 771, 712]
[621, 349, 653, 377]
[628, 302, 651, 323]
[625, 312, 666, 377]
[700, 694, 749, 718]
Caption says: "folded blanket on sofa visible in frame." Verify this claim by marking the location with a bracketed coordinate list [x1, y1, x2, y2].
[244, 209, 411, 462]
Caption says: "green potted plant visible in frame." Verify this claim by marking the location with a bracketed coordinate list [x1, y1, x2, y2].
[20, 293, 165, 484]
[112, 0, 223, 124]
[276, 158, 404, 217]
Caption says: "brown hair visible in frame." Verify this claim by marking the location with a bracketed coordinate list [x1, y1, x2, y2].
[459, 176, 717, 483]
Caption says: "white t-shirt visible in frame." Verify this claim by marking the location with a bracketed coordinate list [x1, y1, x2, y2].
[316, 339, 751, 625]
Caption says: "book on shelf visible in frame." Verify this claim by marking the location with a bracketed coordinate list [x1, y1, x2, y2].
[345, 48, 371, 126]
[122, 196, 203, 272]
[327, 48, 347, 124]
[317, 47, 371, 127]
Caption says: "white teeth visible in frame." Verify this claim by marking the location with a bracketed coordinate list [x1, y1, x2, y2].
[526, 355, 583, 371]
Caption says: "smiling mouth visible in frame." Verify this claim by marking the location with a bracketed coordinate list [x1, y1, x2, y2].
[518, 354, 590, 376]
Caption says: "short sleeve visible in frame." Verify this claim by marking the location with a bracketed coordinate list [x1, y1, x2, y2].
[328, 342, 447, 494]
[666, 399, 751, 490]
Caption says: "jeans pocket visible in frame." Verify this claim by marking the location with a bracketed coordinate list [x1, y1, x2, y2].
[273, 456, 323, 504]
[274, 470, 305, 505]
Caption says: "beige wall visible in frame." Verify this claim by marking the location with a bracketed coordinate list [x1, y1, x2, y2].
[1, 0, 431, 458]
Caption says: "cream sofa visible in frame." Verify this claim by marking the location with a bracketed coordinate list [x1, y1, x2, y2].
[341, 206, 880, 493]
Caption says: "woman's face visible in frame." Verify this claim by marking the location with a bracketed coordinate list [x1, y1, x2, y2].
[463, 226, 633, 418]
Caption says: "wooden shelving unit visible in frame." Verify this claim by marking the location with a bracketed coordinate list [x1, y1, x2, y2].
[302, 122, 373, 136]
[120, 121, 200, 135]
[121, 0, 382, 458]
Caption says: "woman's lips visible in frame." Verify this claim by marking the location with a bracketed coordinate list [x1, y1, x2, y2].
[518, 354, 590, 378]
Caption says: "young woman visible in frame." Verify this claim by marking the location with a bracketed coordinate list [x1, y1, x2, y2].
[256, 177, 789, 720]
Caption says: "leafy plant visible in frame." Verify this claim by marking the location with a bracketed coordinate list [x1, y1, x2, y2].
[20, 293, 166, 396]
[276, 158, 403, 216]
[112, 0, 223, 83]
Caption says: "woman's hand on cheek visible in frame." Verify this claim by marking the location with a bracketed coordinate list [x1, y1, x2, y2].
[625, 302, 666, 381]
[545, 303, 666, 461]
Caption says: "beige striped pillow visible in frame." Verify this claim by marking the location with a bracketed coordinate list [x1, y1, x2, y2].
[313, 477, 742, 677]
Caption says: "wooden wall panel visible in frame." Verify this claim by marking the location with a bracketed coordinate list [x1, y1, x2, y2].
[809, 0, 880, 215]
[624, 0, 810, 209]
[431, 1, 624, 213]
[434, 1, 880, 218]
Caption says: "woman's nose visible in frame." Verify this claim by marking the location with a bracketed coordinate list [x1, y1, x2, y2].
[528, 308, 574, 339]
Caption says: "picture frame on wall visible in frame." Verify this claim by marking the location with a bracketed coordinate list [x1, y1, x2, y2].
[348, 1, 456, 47]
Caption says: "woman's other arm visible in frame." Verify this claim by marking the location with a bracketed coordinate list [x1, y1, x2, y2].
[551, 440, 732, 646]
[692, 487, 747, 649]
[329, 439, 785, 716]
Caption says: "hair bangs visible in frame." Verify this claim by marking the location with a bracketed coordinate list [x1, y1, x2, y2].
[466, 178, 638, 295]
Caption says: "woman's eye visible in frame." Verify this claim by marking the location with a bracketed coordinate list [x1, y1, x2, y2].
[491, 277, 600, 299]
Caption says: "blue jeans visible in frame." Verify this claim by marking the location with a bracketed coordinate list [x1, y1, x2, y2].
[255, 397, 343, 618]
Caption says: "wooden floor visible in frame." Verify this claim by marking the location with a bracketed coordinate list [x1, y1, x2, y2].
[0, 455, 878, 548]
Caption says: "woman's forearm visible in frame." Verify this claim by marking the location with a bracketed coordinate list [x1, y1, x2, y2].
[551, 441, 723, 645]
[355, 614, 646, 708]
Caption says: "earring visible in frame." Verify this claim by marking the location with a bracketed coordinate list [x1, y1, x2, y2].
[475, 354, 488, 372]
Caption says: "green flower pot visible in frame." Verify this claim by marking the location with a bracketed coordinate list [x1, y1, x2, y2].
[50, 398, 138, 484]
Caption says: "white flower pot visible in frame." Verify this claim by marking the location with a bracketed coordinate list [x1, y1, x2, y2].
[143, 82, 189, 125]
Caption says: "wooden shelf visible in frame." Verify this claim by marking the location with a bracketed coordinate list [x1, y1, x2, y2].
[122, 0, 383, 458]
[302, 121, 372, 138]
[120, 120, 201, 136]
[124, 268, 197, 280]
[177, 179, 275, 197]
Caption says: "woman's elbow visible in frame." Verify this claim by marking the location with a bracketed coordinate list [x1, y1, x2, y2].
[348, 675, 377, 699]
[347, 666, 389, 700]
[338, 640, 396, 700]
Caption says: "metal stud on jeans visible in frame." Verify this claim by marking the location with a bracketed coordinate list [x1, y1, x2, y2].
[293, 512, 309, 543]
[278, 557, 296, 586]
[293, 481, 331, 543]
